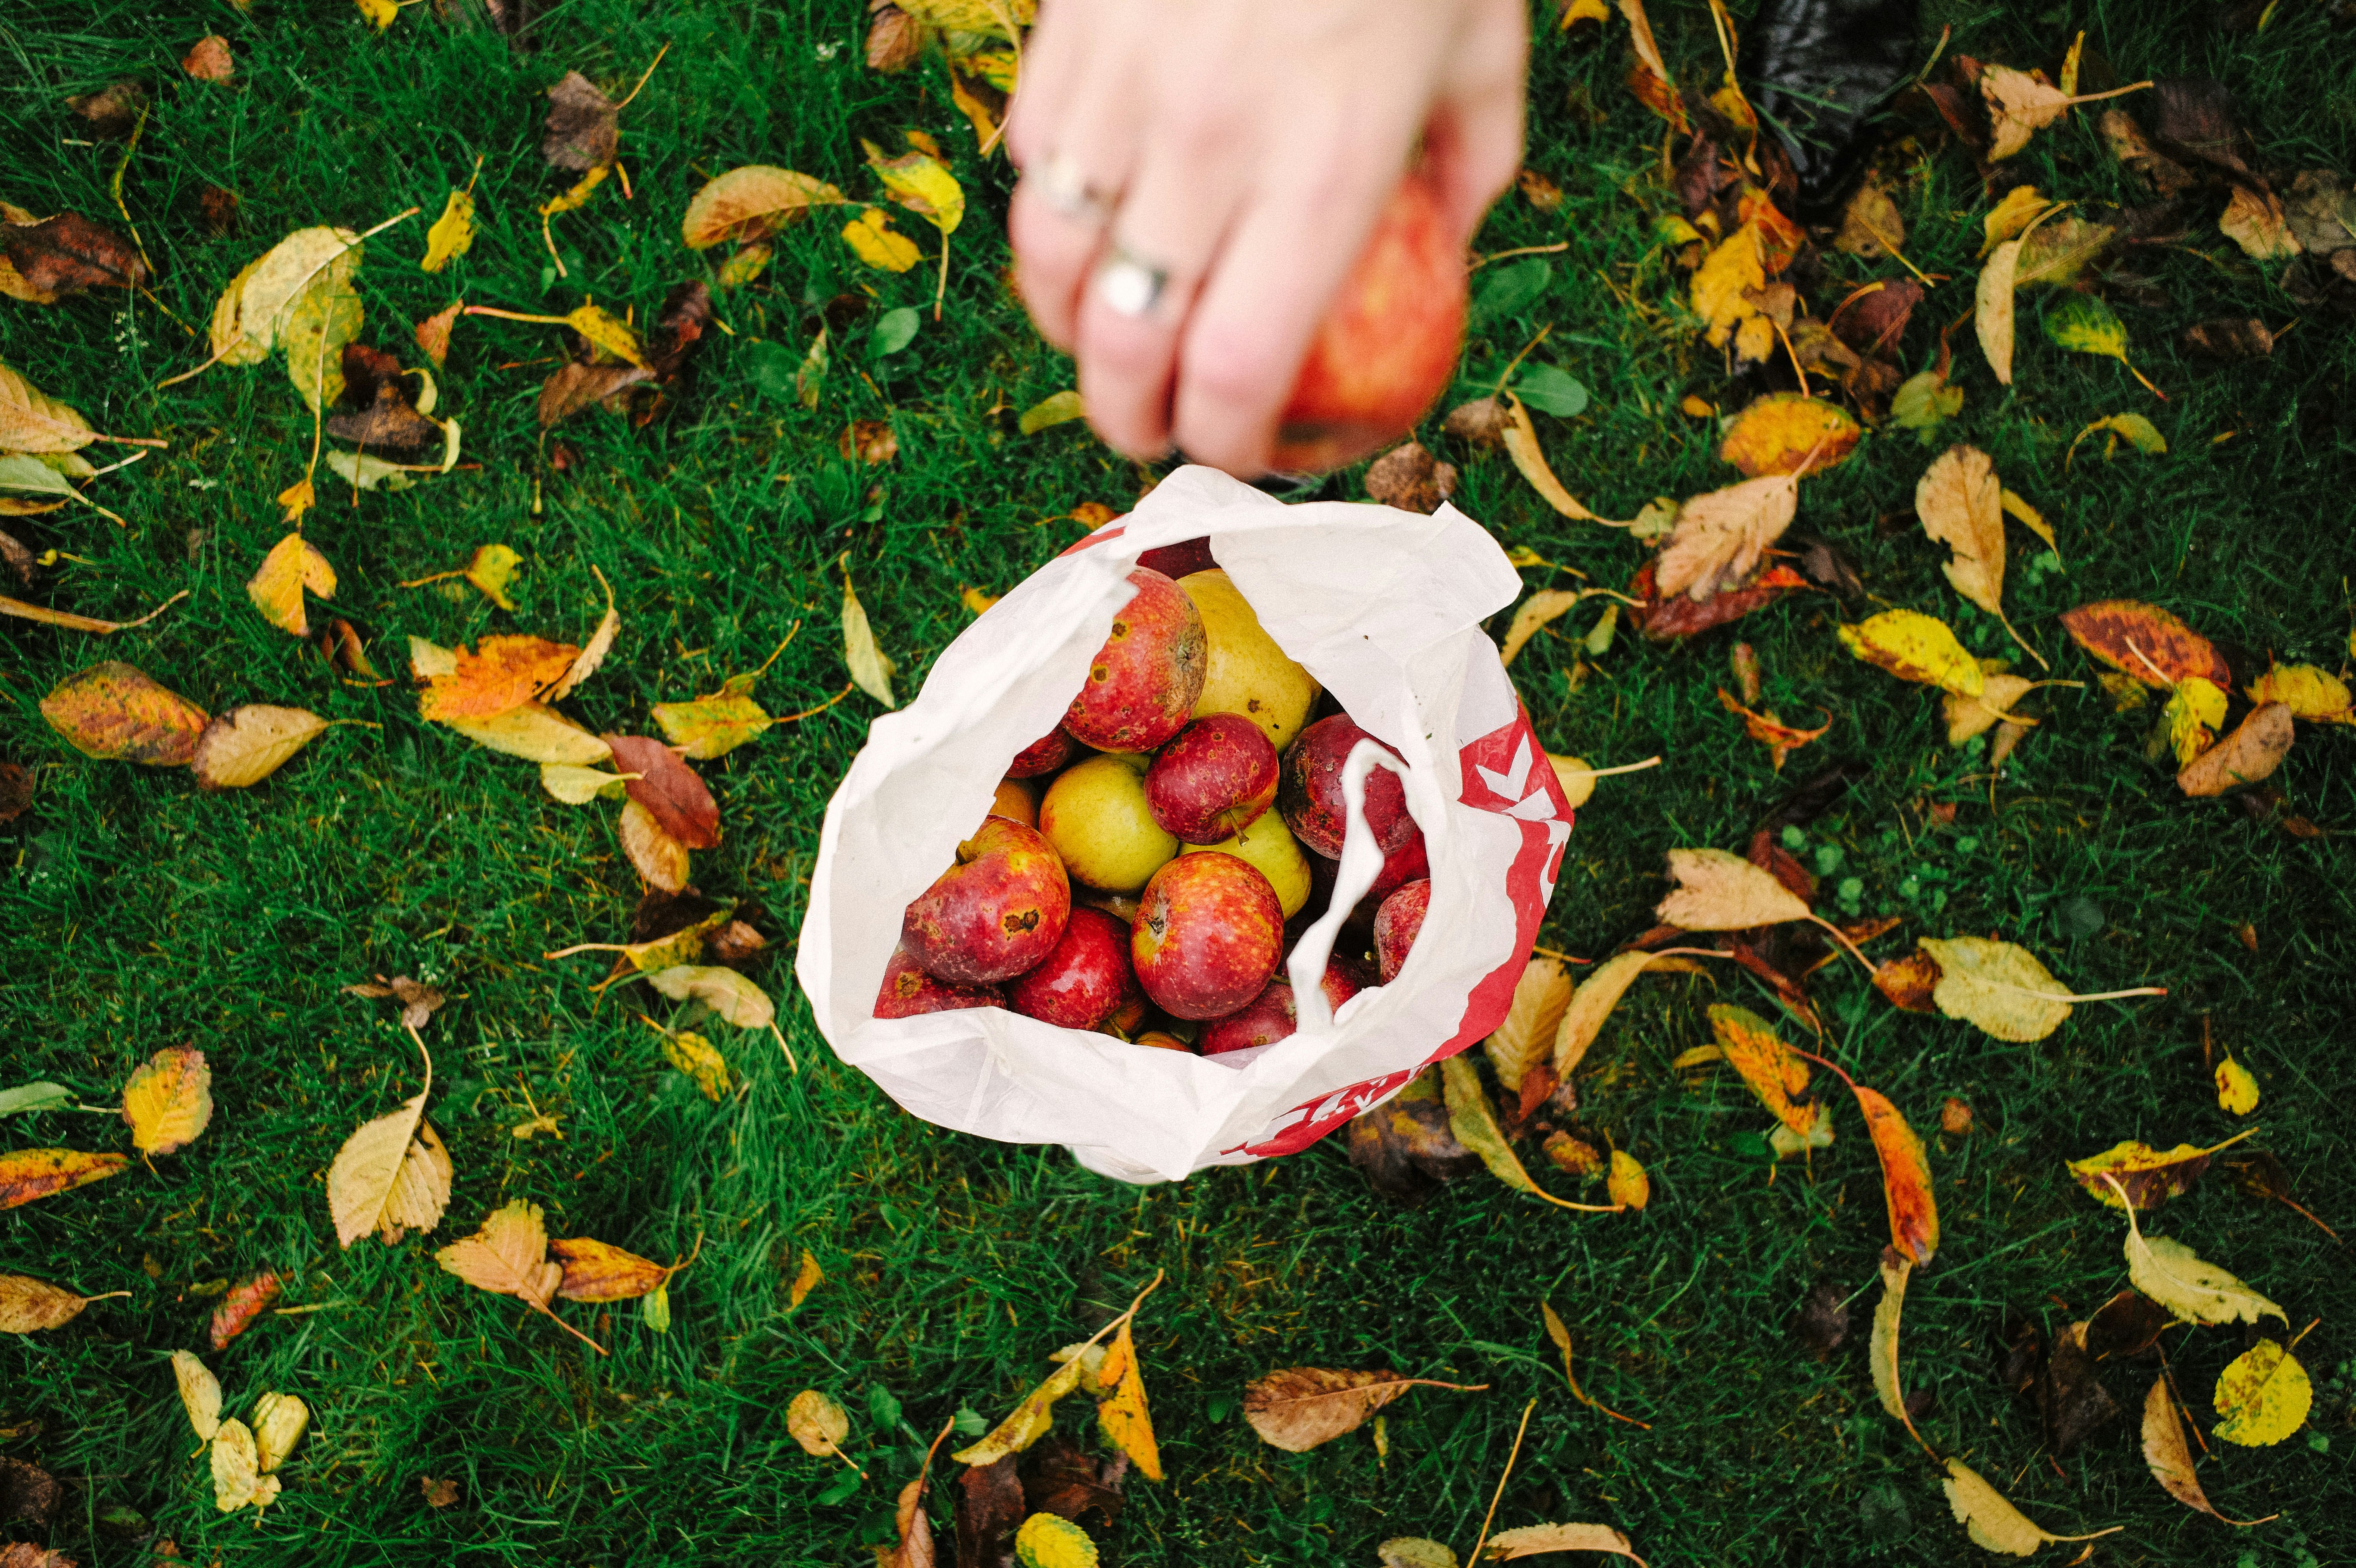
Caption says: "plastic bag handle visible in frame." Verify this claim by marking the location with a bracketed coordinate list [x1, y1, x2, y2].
[1287, 738, 1410, 1034]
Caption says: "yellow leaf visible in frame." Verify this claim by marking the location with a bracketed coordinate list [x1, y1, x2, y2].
[652, 692, 772, 759]
[251, 1391, 309, 1473]
[281, 261, 365, 412]
[548, 1237, 669, 1302]
[1914, 444, 2006, 617]
[539, 763, 632, 805]
[2000, 488, 2058, 557]
[841, 556, 897, 708]
[1706, 1004, 1816, 1138]
[1837, 609, 1985, 696]
[619, 798, 691, 890]
[1869, 1250, 1911, 1424]
[1554, 949, 1675, 1078]
[1941, 1458, 2115, 1556]
[544, 571, 620, 703]
[1548, 753, 1596, 809]
[246, 532, 336, 637]
[209, 227, 363, 367]
[537, 164, 609, 219]
[1716, 393, 1861, 478]
[1500, 589, 1581, 665]
[1501, 393, 1612, 522]
[1917, 936, 2069, 1043]
[2244, 663, 2353, 723]
[842, 206, 923, 272]
[952, 1356, 1086, 1465]
[1981, 65, 2078, 160]
[465, 543, 525, 610]
[326, 1040, 449, 1248]
[681, 166, 847, 249]
[2119, 1201, 2285, 1326]
[2219, 185, 2300, 261]
[2066, 1139, 2215, 1211]
[1019, 388, 1086, 434]
[1656, 846, 1811, 931]
[787, 1249, 823, 1312]
[120, 1046, 212, 1156]
[1606, 1149, 1649, 1210]
[444, 703, 613, 766]
[787, 1389, 850, 1456]
[172, 1349, 222, 1441]
[862, 140, 965, 234]
[1483, 1523, 1647, 1563]
[715, 243, 772, 288]
[899, 0, 1035, 35]
[1975, 240, 2020, 386]
[39, 661, 209, 767]
[192, 705, 334, 791]
[960, 584, 1001, 614]
[434, 1199, 562, 1307]
[1485, 957, 1573, 1093]
[420, 189, 473, 273]
[2164, 676, 2228, 767]
[660, 1030, 732, 1100]
[2213, 1340, 2311, 1447]
[564, 304, 644, 366]
[353, 0, 398, 27]
[1691, 222, 1764, 349]
[1441, 1056, 1615, 1212]
[1980, 187, 2055, 256]
[212, 1418, 262, 1512]
[0, 359, 98, 453]
[2215, 1055, 2259, 1115]
[1014, 1513, 1099, 1568]
[1092, 1316, 1162, 1481]
[277, 478, 316, 524]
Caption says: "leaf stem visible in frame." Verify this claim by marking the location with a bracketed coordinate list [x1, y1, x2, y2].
[1803, 912, 1881, 977]
[1489, 324, 1553, 400]
[1466, 1398, 1537, 1566]
[1576, 755, 1665, 780]
[612, 41, 672, 112]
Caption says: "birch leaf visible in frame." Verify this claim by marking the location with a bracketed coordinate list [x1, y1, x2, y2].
[540, 762, 633, 805]
[660, 1030, 731, 1100]
[172, 1349, 222, 1440]
[1837, 610, 1984, 696]
[120, 1046, 212, 1156]
[2244, 664, 2353, 723]
[1606, 1149, 1649, 1210]
[1499, 590, 1580, 666]
[2213, 1341, 2310, 1447]
[843, 207, 924, 272]
[1485, 957, 1572, 1092]
[1656, 847, 1810, 930]
[842, 556, 897, 707]
[2215, 1055, 2259, 1115]
[862, 141, 965, 234]
[652, 691, 772, 759]
[252, 1391, 308, 1473]
[246, 532, 336, 637]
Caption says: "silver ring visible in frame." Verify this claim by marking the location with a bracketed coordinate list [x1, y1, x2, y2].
[1037, 152, 1116, 224]
[1094, 244, 1168, 318]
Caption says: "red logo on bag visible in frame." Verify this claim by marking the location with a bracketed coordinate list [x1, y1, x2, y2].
[1233, 705, 1572, 1159]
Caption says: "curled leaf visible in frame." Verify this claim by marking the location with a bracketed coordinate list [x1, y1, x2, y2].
[1241, 1367, 1482, 1453]
[1442, 1056, 1617, 1212]
[1855, 1088, 1938, 1265]
[2143, 1374, 2275, 1525]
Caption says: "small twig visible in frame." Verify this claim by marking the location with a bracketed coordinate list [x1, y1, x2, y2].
[111, 101, 154, 277]
[612, 42, 672, 111]
[1471, 241, 1572, 272]
[778, 682, 856, 722]
[1466, 1399, 1538, 1566]
[1530, 946, 1595, 965]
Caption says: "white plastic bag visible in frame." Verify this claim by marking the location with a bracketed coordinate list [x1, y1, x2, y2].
[796, 465, 1575, 1182]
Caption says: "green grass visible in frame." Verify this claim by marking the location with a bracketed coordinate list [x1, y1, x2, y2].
[3, 0, 2352, 1564]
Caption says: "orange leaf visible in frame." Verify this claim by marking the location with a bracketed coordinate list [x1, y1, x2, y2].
[1717, 394, 1860, 478]
[1855, 1087, 1938, 1265]
[0, 1148, 129, 1210]
[2059, 600, 2230, 691]
[39, 662, 209, 765]
[209, 1271, 283, 1351]
[1707, 1004, 1819, 1137]
[548, 1237, 668, 1302]
[418, 635, 581, 723]
[1714, 687, 1830, 772]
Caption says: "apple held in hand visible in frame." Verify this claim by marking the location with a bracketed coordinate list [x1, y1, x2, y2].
[875, 944, 1005, 1018]
[1065, 568, 1207, 753]
[1272, 166, 1467, 474]
[1179, 569, 1319, 753]
[1041, 753, 1179, 893]
[1132, 853, 1283, 1020]
[1146, 715, 1279, 845]
[1279, 714, 1416, 859]
[1008, 906, 1135, 1031]
[1373, 877, 1431, 983]
[900, 818, 1072, 985]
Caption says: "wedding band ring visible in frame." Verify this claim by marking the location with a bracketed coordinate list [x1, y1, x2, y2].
[1038, 152, 1116, 224]
[1094, 244, 1168, 318]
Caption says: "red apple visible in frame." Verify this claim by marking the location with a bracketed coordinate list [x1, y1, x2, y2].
[1316, 954, 1368, 1010]
[1137, 537, 1217, 579]
[1144, 715, 1279, 844]
[1007, 726, 1078, 778]
[1373, 878, 1431, 983]
[900, 818, 1072, 985]
[1008, 905, 1133, 1030]
[1200, 981, 1296, 1055]
[1101, 974, 1149, 1037]
[1279, 714, 1416, 858]
[1132, 853, 1283, 1020]
[1065, 568, 1208, 752]
[1272, 166, 1466, 474]
[1347, 825, 1429, 926]
[875, 944, 1004, 1018]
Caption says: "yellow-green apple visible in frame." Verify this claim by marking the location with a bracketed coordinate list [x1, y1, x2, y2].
[1007, 905, 1134, 1030]
[1132, 853, 1283, 1019]
[1280, 714, 1416, 858]
[874, 943, 1005, 1018]
[1145, 715, 1279, 844]
[1178, 569, 1319, 752]
[1180, 811, 1312, 918]
[1272, 166, 1466, 474]
[1007, 726, 1078, 778]
[900, 818, 1071, 985]
[1373, 877, 1431, 983]
[1064, 567, 1207, 751]
[1040, 753, 1179, 892]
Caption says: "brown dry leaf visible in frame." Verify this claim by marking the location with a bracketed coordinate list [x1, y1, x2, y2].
[1500, 589, 1582, 665]
[1, 213, 150, 297]
[342, 975, 446, 1030]
[436, 1201, 602, 1355]
[1714, 689, 1829, 773]
[1654, 473, 1801, 602]
[2219, 185, 2301, 262]
[1915, 445, 2006, 617]
[2101, 110, 2198, 196]
[1717, 395, 1860, 478]
[326, 344, 441, 453]
[1484, 1523, 1648, 1562]
[1943, 1458, 2118, 1556]
[2068, 1139, 2218, 1212]
[549, 1237, 669, 1302]
[543, 71, 619, 172]
[1656, 846, 1809, 930]
[1945, 673, 2038, 744]
[603, 735, 721, 849]
[619, 799, 691, 891]
[839, 418, 899, 464]
[1242, 1368, 1481, 1453]
[39, 662, 209, 766]
[1364, 441, 1458, 514]
[2143, 1374, 2274, 1525]
[192, 705, 334, 790]
[682, 167, 849, 249]
[2059, 600, 2231, 690]
[415, 301, 462, 367]
[2178, 703, 2294, 797]
[181, 34, 234, 81]
[0, 1274, 100, 1334]
[536, 360, 653, 426]
[1484, 957, 1573, 1093]
[1443, 396, 1509, 449]
[1982, 65, 2145, 160]
[1834, 178, 1906, 259]
[422, 1476, 461, 1508]
[1976, 240, 2021, 385]
[120, 1046, 212, 1156]
[1856, 1088, 1938, 1265]
[209, 1271, 283, 1351]
[247, 532, 336, 637]
[1443, 1056, 1616, 1212]
[0, 1149, 130, 1211]
[326, 1039, 450, 1248]
[418, 636, 581, 723]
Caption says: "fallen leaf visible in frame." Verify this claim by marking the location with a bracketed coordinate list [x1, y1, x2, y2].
[1364, 441, 1458, 513]
[2215, 1055, 2259, 1115]
[2178, 703, 2294, 797]
[0, 1148, 128, 1210]
[460, 544, 524, 611]
[842, 206, 925, 272]
[954, 1358, 1086, 1466]
[414, 301, 462, 366]
[66, 81, 147, 139]
[422, 1477, 461, 1509]
[1942, 1457, 2115, 1556]
[2065, 411, 2167, 465]
[1656, 473, 1803, 602]
[1692, 222, 1768, 355]
[420, 189, 474, 273]
[1378, 1542, 1457, 1568]
[2213, 1340, 2310, 1447]
[2059, 600, 2228, 690]
[1706, 1004, 1818, 1137]
[252, 1391, 308, 1473]
[1500, 589, 1582, 665]
[535, 360, 652, 425]
[325, 344, 442, 452]
[435, 1201, 597, 1353]
[1019, 389, 1087, 434]
[1014, 1513, 1096, 1567]
[1486, 957, 1573, 1093]
[1715, 690, 1829, 773]
[841, 557, 897, 707]
[840, 418, 898, 464]
[418, 636, 580, 723]
[1606, 1149, 1649, 1210]
[1656, 846, 1810, 930]
[788, 1250, 823, 1312]
[1484, 1523, 1647, 1563]
[863, 138, 965, 234]
[619, 799, 691, 891]
[1915, 445, 2006, 618]
[1982, 64, 2142, 159]
[682, 167, 848, 248]
[120, 1046, 212, 1157]
[1794, 1281, 1849, 1359]
[1917, 935, 2071, 1042]
[0, 1081, 74, 1117]
[1944, 675, 2037, 745]
[543, 71, 619, 172]
[39, 662, 208, 766]
[326, 1040, 450, 1248]
[2219, 184, 2300, 261]
[1853, 1088, 1938, 1265]
[211, 1419, 264, 1512]
[1443, 1056, 1614, 1212]
[2101, 109, 2198, 196]
[1348, 1068, 1482, 1204]
[1975, 241, 2020, 384]
[178, 31, 233, 80]
[957, 1458, 1026, 1567]
[1835, 178, 1907, 259]
[2068, 1139, 2219, 1211]
[1716, 394, 1860, 478]
[2162, 676, 2228, 768]
[246, 532, 337, 637]
[209, 1272, 283, 1351]
[2244, 664, 2352, 723]
[1241, 1367, 1480, 1453]
[1501, 393, 1617, 521]
[1090, 1316, 1161, 1481]
[1979, 187, 2055, 256]
[0, 1275, 99, 1334]
[601, 735, 721, 849]
[549, 1237, 668, 1302]
[659, 1029, 732, 1100]
[192, 706, 334, 790]
[1869, 1249, 1916, 1428]
[539, 763, 631, 805]
[1837, 610, 1985, 697]
[2116, 1194, 2285, 1325]
[2143, 1374, 2274, 1525]
[2043, 293, 2144, 384]
[0, 214, 149, 297]
[1615, 0, 1688, 129]
[644, 965, 775, 1029]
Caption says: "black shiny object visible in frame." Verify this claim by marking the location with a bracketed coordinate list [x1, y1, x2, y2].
[1738, 0, 1921, 221]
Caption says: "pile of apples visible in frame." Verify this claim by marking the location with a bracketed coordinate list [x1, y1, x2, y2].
[875, 539, 1433, 1056]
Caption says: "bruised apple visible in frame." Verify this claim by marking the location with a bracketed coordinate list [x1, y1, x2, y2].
[1373, 877, 1431, 983]
[1008, 906, 1134, 1030]
[1133, 853, 1283, 1020]
[1041, 754, 1178, 892]
[1145, 715, 1279, 844]
[900, 818, 1071, 985]
[1279, 714, 1416, 858]
[875, 944, 1004, 1018]
[1272, 166, 1466, 474]
[1007, 726, 1078, 778]
[1064, 568, 1207, 752]
[1179, 569, 1319, 753]
[1181, 811, 1312, 918]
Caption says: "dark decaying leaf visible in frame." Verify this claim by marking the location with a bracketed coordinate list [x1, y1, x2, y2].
[66, 82, 148, 139]
[629, 889, 728, 946]
[200, 184, 241, 236]
[1872, 950, 1943, 1013]
[707, 919, 768, 969]
[209, 1270, 284, 1350]
[2181, 318, 2272, 359]
[2038, 1321, 2121, 1456]
[1829, 278, 1923, 359]
[537, 361, 652, 427]
[1346, 1070, 1481, 1205]
[0, 1457, 62, 1526]
[325, 343, 441, 453]
[1022, 1436, 1125, 1532]
[602, 735, 721, 849]
[542, 71, 619, 172]
[2083, 1290, 2171, 1360]
[0, 762, 31, 824]
[1794, 1280, 1850, 1359]
[2144, 77, 2255, 180]
[646, 281, 716, 378]
[1995, 1309, 2044, 1398]
[1756, 762, 1869, 836]
[1787, 533, 1865, 600]
[1, 212, 150, 294]
[1627, 559, 1812, 642]
[1363, 443, 1458, 514]
[955, 1455, 1024, 1568]
[1, 529, 34, 585]
[341, 974, 447, 1029]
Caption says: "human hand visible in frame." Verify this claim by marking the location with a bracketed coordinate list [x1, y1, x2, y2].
[1005, 0, 1528, 477]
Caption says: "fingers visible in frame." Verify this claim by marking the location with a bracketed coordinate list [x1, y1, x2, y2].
[1423, 0, 1530, 246]
[1006, 9, 1148, 353]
